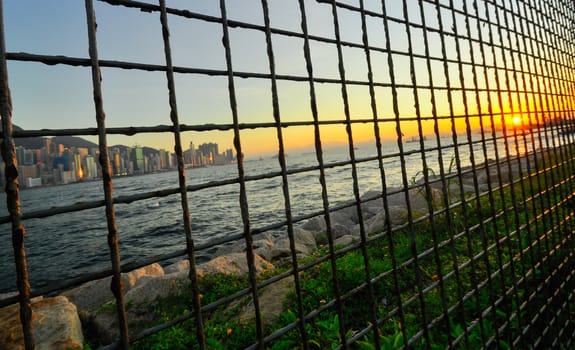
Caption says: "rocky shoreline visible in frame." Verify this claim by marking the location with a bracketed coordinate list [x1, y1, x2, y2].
[0, 152, 539, 349]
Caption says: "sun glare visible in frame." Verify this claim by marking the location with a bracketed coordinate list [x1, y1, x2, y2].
[512, 116, 522, 126]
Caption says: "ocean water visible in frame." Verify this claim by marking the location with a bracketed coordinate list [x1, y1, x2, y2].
[0, 130, 565, 293]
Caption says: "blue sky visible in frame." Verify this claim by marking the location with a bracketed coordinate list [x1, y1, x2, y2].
[3, 0, 519, 155]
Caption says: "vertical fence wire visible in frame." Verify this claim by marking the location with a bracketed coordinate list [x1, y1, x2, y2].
[296, 1, 349, 347]
[357, 0, 410, 346]
[431, 1, 472, 347]
[327, 1, 381, 348]
[407, 0, 460, 347]
[504, 3, 543, 347]
[84, 0, 130, 348]
[526, 1, 564, 342]
[493, 3, 531, 347]
[514, 2, 550, 325]
[482, 4, 519, 347]
[462, 0, 501, 347]
[533, 0, 561, 277]
[382, 1, 433, 347]
[0, 0, 34, 349]
[413, 0, 457, 347]
[469, 1, 507, 348]
[157, 1, 206, 348]
[528, 0, 557, 294]
[259, 0, 310, 348]
[448, 0, 489, 346]
[218, 0, 266, 348]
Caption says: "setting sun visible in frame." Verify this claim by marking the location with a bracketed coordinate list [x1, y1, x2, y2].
[512, 116, 522, 127]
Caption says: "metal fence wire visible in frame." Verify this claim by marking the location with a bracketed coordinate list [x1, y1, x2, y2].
[1, 0, 575, 349]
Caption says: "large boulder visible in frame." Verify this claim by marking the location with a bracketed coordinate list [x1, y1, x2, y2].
[163, 259, 191, 275]
[270, 228, 316, 260]
[365, 211, 386, 234]
[227, 277, 294, 327]
[89, 272, 190, 344]
[301, 208, 361, 244]
[215, 233, 276, 262]
[197, 253, 273, 277]
[301, 216, 326, 233]
[360, 190, 385, 217]
[61, 263, 164, 314]
[364, 205, 410, 233]
[331, 223, 353, 240]
[386, 187, 442, 214]
[334, 235, 355, 247]
[0, 296, 83, 350]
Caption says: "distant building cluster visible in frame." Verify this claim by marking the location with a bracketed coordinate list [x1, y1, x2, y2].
[184, 142, 234, 167]
[0, 139, 234, 189]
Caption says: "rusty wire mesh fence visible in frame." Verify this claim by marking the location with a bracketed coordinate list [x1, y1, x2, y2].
[2, 0, 575, 349]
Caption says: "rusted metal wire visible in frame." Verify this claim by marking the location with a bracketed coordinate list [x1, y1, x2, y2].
[296, 0, 348, 347]
[218, 0, 266, 348]
[0, 1, 34, 349]
[355, 1, 408, 344]
[327, 0, 381, 347]
[1, 0, 575, 349]
[157, 1, 206, 348]
[84, 0, 129, 347]
[260, 0, 310, 347]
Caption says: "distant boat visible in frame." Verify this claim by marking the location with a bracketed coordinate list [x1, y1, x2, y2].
[405, 136, 427, 143]
[147, 202, 160, 209]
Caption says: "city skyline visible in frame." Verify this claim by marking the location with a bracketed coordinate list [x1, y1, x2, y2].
[0, 137, 234, 189]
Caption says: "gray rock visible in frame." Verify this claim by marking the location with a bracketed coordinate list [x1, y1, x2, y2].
[363, 205, 409, 233]
[384, 188, 408, 208]
[331, 206, 359, 227]
[0, 291, 18, 302]
[125, 273, 190, 305]
[293, 227, 317, 249]
[90, 272, 190, 343]
[197, 253, 273, 277]
[360, 191, 386, 216]
[301, 208, 358, 237]
[270, 229, 316, 260]
[61, 263, 164, 313]
[365, 211, 386, 234]
[215, 232, 275, 261]
[253, 235, 276, 262]
[331, 223, 352, 239]
[408, 187, 443, 214]
[164, 259, 191, 275]
[447, 182, 477, 199]
[360, 190, 383, 202]
[334, 235, 355, 247]
[228, 277, 294, 327]
[302, 216, 326, 233]
[270, 238, 312, 260]
[359, 202, 382, 220]
[123, 263, 165, 288]
[0, 296, 83, 350]
[388, 206, 408, 226]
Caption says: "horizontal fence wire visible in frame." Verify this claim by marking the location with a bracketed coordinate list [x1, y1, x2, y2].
[1, 0, 575, 349]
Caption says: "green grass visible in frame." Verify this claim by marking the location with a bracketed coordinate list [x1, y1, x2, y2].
[92, 148, 575, 349]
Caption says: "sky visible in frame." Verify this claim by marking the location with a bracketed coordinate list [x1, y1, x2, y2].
[3, 0, 542, 157]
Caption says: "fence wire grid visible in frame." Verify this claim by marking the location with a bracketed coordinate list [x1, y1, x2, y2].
[1, 0, 575, 349]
